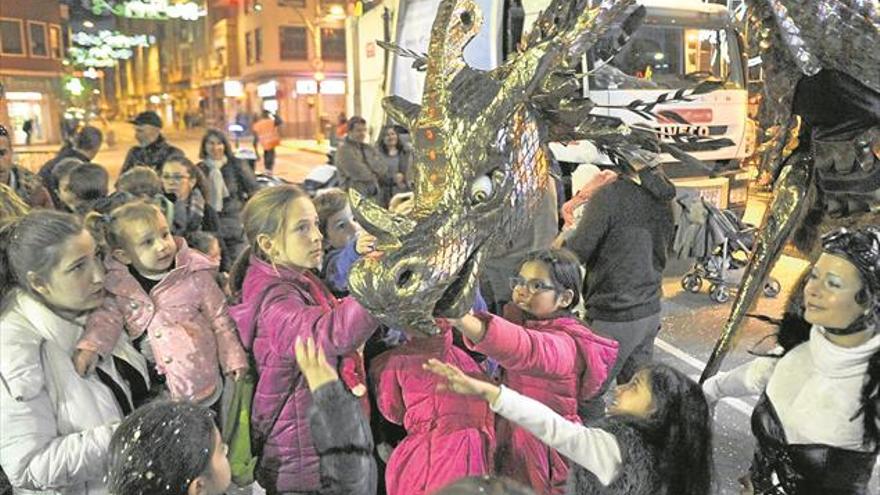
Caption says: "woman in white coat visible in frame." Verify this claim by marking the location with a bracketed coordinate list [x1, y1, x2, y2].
[703, 227, 880, 495]
[0, 210, 149, 495]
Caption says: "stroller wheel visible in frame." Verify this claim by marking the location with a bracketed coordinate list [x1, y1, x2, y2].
[709, 284, 730, 304]
[681, 274, 703, 294]
[763, 278, 782, 298]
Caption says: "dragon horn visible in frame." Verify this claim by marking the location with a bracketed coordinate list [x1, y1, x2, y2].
[700, 156, 813, 383]
[383, 96, 422, 130]
[347, 188, 416, 248]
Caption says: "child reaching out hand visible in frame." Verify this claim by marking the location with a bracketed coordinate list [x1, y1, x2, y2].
[424, 359, 713, 495]
[295, 337, 377, 495]
[445, 248, 618, 494]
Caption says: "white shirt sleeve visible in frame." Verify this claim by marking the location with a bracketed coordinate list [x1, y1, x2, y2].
[490, 386, 623, 486]
[702, 356, 779, 403]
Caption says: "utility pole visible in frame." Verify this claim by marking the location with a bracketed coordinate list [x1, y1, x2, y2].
[293, 1, 331, 142]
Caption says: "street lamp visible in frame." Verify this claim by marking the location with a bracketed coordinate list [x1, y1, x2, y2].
[291, 3, 344, 142]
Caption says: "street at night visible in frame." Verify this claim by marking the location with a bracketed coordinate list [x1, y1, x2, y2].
[2, 0, 879, 494]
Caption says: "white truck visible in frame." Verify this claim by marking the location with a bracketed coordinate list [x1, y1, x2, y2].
[346, 0, 753, 209]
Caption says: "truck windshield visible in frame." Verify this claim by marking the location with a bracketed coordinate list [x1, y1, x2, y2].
[592, 23, 744, 90]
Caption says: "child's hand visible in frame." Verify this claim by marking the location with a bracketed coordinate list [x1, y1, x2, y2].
[295, 337, 339, 392]
[423, 358, 501, 404]
[73, 349, 99, 377]
[355, 233, 377, 255]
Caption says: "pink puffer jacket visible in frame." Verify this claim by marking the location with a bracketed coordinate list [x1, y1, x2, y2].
[372, 326, 495, 495]
[229, 257, 378, 493]
[79, 237, 248, 403]
[465, 306, 619, 495]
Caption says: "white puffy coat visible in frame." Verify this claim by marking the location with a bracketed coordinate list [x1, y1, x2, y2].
[0, 290, 149, 495]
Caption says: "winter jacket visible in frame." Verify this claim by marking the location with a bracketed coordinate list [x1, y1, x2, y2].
[566, 168, 675, 322]
[308, 380, 377, 495]
[197, 158, 258, 266]
[78, 237, 248, 404]
[465, 308, 619, 495]
[4, 166, 53, 209]
[372, 327, 495, 495]
[228, 257, 379, 493]
[0, 290, 149, 495]
[321, 240, 359, 297]
[336, 138, 386, 202]
[120, 135, 184, 174]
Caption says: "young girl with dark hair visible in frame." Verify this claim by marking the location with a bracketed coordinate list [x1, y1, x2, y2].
[197, 129, 258, 269]
[426, 361, 713, 495]
[0, 210, 148, 494]
[703, 226, 880, 495]
[446, 248, 619, 495]
[228, 185, 379, 494]
[160, 155, 222, 243]
[106, 401, 230, 495]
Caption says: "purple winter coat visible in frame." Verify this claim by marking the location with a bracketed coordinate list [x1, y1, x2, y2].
[371, 325, 495, 495]
[465, 306, 619, 495]
[229, 257, 379, 493]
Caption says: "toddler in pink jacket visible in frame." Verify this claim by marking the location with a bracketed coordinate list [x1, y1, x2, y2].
[73, 201, 248, 406]
[372, 319, 495, 495]
[447, 248, 618, 495]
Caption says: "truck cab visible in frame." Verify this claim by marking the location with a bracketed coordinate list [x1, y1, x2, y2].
[347, 0, 752, 209]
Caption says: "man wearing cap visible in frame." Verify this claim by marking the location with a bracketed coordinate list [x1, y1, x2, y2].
[121, 111, 184, 174]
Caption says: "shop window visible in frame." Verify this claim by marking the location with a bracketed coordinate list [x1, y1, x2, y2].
[255, 28, 262, 63]
[280, 26, 307, 61]
[49, 25, 62, 59]
[245, 31, 253, 65]
[28, 22, 48, 58]
[321, 28, 345, 62]
[0, 18, 24, 55]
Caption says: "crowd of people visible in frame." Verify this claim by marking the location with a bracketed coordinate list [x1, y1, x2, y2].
[0, 109, 879, 495]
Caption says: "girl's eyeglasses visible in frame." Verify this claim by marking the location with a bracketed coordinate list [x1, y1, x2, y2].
[509, 276, 557, 294]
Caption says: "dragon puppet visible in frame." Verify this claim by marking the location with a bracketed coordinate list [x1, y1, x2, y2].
[345, 0, 727, 336]
[699, 0, 880, 382]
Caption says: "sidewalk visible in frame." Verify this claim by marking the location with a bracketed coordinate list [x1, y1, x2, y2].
[280, 138, 333, 156]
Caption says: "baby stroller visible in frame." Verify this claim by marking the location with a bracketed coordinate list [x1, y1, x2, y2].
[675, 195, 781, 304]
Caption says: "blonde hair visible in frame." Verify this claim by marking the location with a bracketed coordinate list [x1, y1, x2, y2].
[85, 200, 165, 251]
[117, 166, 163, 198]
[230, 184, 309, 293]
[0, 183, 30, 221]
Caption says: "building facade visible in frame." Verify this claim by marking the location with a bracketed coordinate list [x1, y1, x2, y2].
[234, 0, 347, 138]
[0, 0, 68, 145]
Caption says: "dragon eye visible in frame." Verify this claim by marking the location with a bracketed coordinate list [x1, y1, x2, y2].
[469, 175, 494, 205]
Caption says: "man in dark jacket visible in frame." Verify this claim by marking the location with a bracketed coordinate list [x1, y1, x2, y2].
[336, 116, 387, 204]
[121, 111, 183, 174]
[566, 166, 676, 388]
[38, 125, 103, 206]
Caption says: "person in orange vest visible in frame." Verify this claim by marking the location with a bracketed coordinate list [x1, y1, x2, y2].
[252, 110, 281, 174]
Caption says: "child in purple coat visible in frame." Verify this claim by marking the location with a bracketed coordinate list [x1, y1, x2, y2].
[228, 185, 379, 494]
[448, 248, 619, 495]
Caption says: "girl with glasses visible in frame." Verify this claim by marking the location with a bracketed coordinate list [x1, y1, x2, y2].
[444, 248, 619, 495]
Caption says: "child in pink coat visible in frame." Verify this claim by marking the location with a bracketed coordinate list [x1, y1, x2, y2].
[447, 248, 619, 495]
[73, 201, 248, 407]
[372, 320, 495, 495]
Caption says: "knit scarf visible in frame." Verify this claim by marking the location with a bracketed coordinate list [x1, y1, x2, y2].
[203, 158, 230, 212]
[173, 188, 206, 235]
